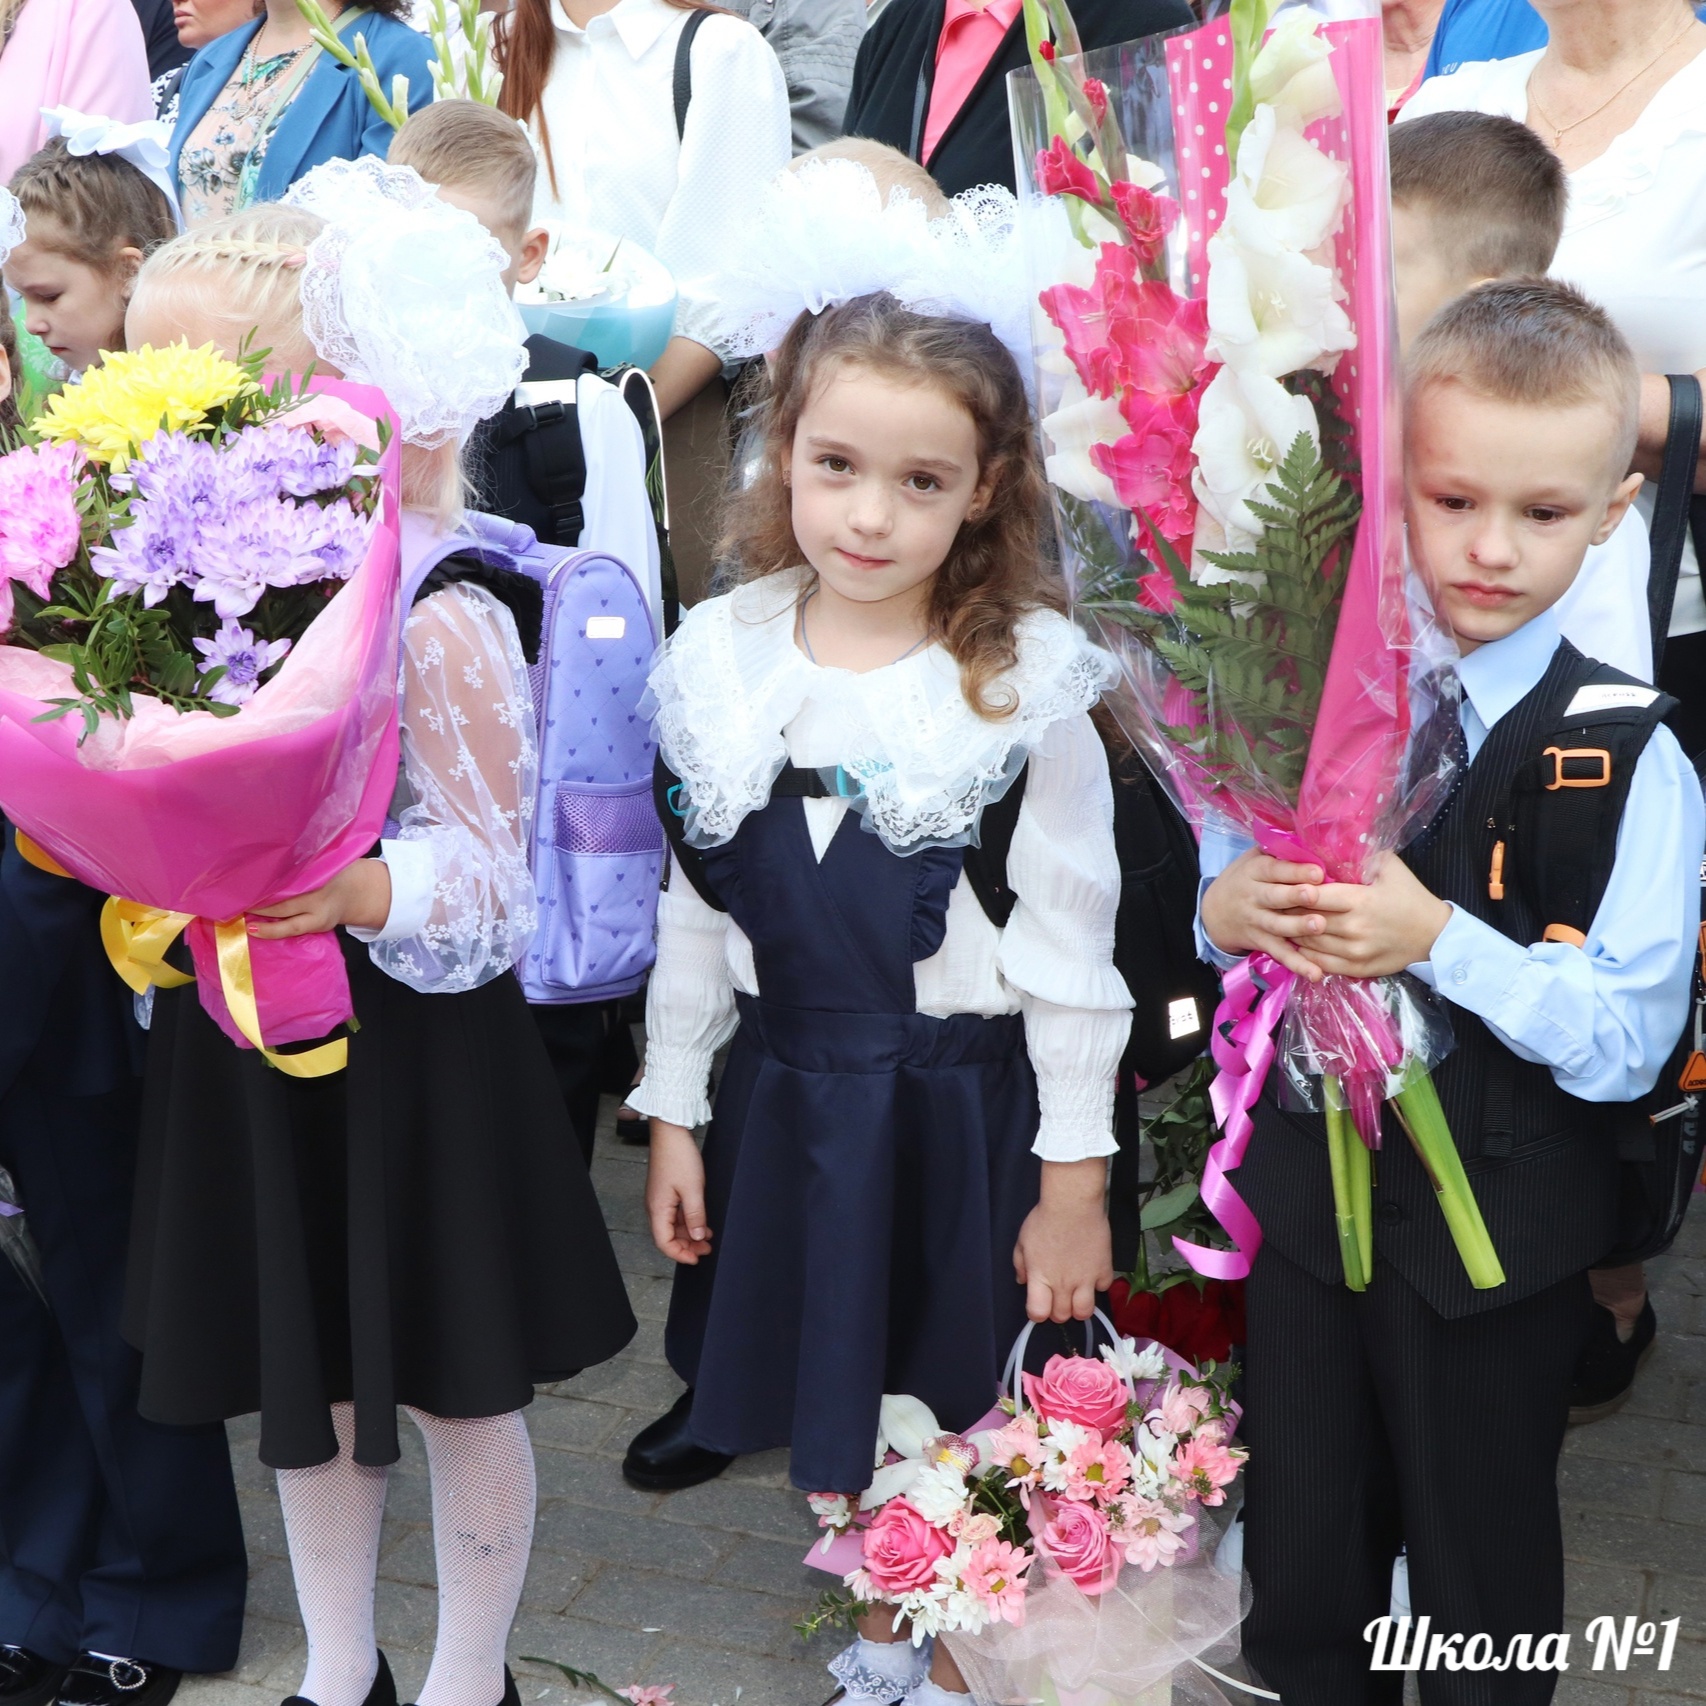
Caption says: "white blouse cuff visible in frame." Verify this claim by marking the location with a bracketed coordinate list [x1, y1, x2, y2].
[629, 1044, 717, 1129]
[346, 839, 436, 944]
[671, 290, 729, 360]
[1032, 1074, 1120, 1162]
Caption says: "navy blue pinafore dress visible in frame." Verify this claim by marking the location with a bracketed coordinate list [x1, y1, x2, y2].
[663, 787, 1043, 1494]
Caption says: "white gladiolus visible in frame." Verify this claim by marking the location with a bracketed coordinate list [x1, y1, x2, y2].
[1205, 225, 1355, 380]
[1043, 390, 1127, 506]
[1227, 105, 1350, 257]
[1191, 366, 1320, 550]
[1248, 7, 1342, 130]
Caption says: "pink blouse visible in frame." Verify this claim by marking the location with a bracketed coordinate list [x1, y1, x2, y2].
[920, 0, 1022, 166]
[0, 0, 153, 184]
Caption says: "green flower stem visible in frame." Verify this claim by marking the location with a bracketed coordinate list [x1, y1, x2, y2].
[1346, 1098, 1373, 1282]
[1323, 1075, 1366, 1292]
[1388, 1058, 1506, 1291]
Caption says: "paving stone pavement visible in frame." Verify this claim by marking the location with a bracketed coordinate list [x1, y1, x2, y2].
[176, 1105, 1706, 1706]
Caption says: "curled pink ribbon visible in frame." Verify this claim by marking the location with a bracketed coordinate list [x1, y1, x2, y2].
[1173, 952, 1293, 1280]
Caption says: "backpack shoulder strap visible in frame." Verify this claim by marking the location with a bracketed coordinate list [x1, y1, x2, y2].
[604, 362, 679, 631]
[654, 750, 728, 913]
[1649, 374, 1704, 676]
[673, 9, 711, 140]
[961, 765, 1029, 930]
[1509, 649, 1679, 942]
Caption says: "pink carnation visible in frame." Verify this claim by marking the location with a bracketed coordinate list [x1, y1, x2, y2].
[1023, 1353, 1130, 1436]
[1035, 1496, 1119, 1595]
[0, 440, 83, 631]
[963, 1537, 1033, 1624]
[1158, 1382, 1214, 1437]
[987, 1413, 1044, 1488]
[861, 1498, 954, 1597]
[1064, 1435, 1133, 1504]
[1171, 1435, 1244, 1507]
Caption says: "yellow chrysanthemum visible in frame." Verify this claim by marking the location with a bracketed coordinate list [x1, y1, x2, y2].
[37, 342, 256, 469]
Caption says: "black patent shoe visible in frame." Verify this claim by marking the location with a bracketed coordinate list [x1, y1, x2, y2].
[0, 1649, 67, 1706]
[55, 1658, 180, 1706]
[1569, 1298, 1657, 1425]
[622, 1388, 735, 1490]
[283, 1651, 395, 1706]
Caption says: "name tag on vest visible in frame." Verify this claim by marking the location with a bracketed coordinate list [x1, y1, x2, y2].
[1564, 684, 1661, 716]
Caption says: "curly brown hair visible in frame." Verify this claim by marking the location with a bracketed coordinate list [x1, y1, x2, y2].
[720, 292, 1055, 721]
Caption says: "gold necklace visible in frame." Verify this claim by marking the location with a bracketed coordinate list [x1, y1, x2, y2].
[1528, 11, 1696, 148]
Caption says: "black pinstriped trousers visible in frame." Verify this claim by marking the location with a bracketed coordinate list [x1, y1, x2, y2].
[1240, 1245, 1593, 1705]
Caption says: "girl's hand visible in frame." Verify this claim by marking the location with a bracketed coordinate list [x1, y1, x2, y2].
[1014, 1158, 1114, 1324]
[1298, 852, 1453, 979]
[1199, 849, 1329, 982]
[247, 858, 392, 939]
[647, 1121, 713, 1264]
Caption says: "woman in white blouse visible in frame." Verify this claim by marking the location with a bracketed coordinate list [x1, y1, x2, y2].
[496, 0, 791, 597]
[1401, 0, 1706, 741]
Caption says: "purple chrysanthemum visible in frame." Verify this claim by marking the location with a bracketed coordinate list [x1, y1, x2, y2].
[227, 423, 360, 499]
[193, 618, 292, 705]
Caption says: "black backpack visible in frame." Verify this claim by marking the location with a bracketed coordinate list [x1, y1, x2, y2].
[655, 741, 1217, 1091]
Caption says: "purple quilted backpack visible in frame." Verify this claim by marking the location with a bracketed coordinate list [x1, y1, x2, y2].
[402, 512, 663, 1003]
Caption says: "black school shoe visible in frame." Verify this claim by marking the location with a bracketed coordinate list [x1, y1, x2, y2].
[283, 1651, 396, 1706]
[622, 1388, 735, 1490]
[56, 1658, 180, 1706]
[1569, 1297, 1658, 1425]
[0, 1649, 67, 1706]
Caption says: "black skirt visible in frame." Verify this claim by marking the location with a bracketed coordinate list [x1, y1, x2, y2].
[122, 934, 636, 1469]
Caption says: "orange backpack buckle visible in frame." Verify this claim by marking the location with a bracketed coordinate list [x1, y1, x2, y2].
[1542, 746, 1611, 789]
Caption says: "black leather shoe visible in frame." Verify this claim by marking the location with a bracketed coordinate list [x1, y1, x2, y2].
[1570, 1297, 1657, 1425]
[56, 1657, 180, 1706]
[0, 1649, 67, 1706]
[283, 1651, 395, 1706]
[622, 1389, 735, 1490]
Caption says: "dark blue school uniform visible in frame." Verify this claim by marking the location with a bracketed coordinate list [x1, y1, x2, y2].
[663, 793, 1042, 1495]
[0, 826, 245, 1671]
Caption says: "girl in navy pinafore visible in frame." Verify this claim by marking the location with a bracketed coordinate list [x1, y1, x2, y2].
[627, 292, 1134, 1510]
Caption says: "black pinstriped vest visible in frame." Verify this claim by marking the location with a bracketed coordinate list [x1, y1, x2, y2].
[1235, 643, 1630, 1318]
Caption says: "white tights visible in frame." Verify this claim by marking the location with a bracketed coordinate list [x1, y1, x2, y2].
[275, 1404, 537, 1706]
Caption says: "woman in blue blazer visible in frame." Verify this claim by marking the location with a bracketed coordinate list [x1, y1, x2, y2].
[167, 0, 432, 223]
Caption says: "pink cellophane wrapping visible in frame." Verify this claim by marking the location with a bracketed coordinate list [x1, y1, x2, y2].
[0, 378, 404, 1049]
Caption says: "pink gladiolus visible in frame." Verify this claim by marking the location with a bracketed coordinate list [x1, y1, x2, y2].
[861, 1498, 954, 1596]
[0, 440, 83, 632]
[1035, 1497, 1120, 1595]
[1092, 405, 1198, 547]
[1064, 1435, 1133, 1503]
[1083, 76, 1109, 124]
[1136, 570, 1182, 613]
[964, 1537, 1033, 1624]
[1110, 181, 1180, 269]
[1172, 1434, 1244, 1506]
[1024, 1353, 1130, 1436]
[1035, 136, 1104, 205]
[987, 1413, 1045, 1488]
[618, 1688, 673, 1706]
[1113, 1492, 1193, 1572]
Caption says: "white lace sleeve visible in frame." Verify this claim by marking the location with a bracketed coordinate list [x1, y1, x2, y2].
[628, 856, 741, 1127]
[363, 582, 540, 993]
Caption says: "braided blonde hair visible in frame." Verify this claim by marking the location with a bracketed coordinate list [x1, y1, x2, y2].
[131, 205, 465, 522]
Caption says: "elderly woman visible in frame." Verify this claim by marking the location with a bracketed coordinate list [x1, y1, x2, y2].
[166, 0, 432, 224]
[1384, 0, 1446, 114]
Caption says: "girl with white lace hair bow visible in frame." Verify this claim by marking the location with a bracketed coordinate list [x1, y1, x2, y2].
[119, 156, 636, 1706]
[622, 157, 1134, 1706]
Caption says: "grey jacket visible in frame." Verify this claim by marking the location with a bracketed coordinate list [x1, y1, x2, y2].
[723, 0, 867, 152]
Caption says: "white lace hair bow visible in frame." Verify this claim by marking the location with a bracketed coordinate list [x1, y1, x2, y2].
[40, 107, 183, 232]
[284, 156, 527, 448]
[715, 158, 1033, 380]
[0, 188, 23, 268]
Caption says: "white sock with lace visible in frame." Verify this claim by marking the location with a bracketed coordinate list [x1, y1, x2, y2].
[407, 1408, 537, 1706]
[276, 1403, 387, 1706]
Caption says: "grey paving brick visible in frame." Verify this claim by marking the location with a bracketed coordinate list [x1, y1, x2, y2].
[1561, 1456, 1667, 1519]
[527, 1395, 628, 1453]
[548, 1358, 687, 1414]
[721, 1450, 795, 1490]
[610, 1229, 677, 1280]
[1662, 1472, 1706, 1527]
[1566, 1559, 1651, 1622]
[646, 1638, 833, 1706]
[236, 1489, 289, 1561]
[519, 1545, 603, 1617]
[378, 1522, 438, 1588]
[1553, 1680, 1635, 1706]
[218, 1612, 307, 1691]
[568, 1569, 806, 1659]
[534, 1500, 733, 1581]
[655, 1482, 818, 1546]
[511, 1613, 664, 1692]
[373, 1577, 441, 1651]
[1648, 1574, 1706, 1625]
[626, 1274, 676, 1324]
[1565, 1414, 1706, 1475]
[714, 1536, 831, 1603]
[532, 1445, 667, 1514]
[1566, 1509, 1706, 1577]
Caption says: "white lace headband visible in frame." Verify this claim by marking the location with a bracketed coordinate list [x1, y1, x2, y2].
[40, 107, 183, 232]
[0, 188, 23, 268]
[715, 158, 1033, 380]
[284, 156, 527, 448]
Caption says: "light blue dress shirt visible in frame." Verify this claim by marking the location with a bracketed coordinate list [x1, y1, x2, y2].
[1196, 610, 1705, 1103]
